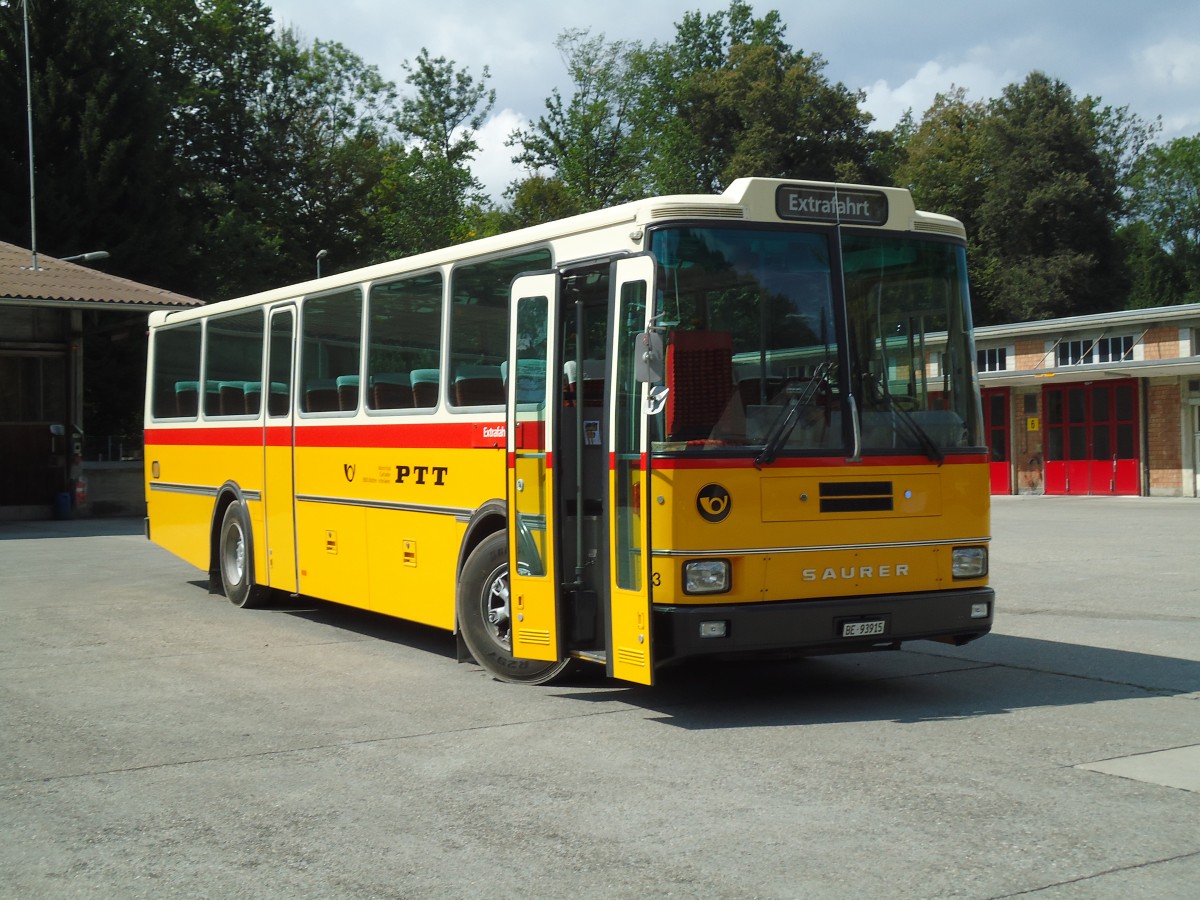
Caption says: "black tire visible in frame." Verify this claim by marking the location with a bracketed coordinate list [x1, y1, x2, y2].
[218, 501, 266, 609]
[457, 532, 570, 685]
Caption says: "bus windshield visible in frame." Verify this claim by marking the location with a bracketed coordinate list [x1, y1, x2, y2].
[648, 225, 981, 456]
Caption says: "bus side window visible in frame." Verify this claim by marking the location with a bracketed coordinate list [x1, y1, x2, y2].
[448, 249, 551, 408]
[203, 310, 264, 418]
[367, 271, 444, 413]
[266, 310, 294, 417]
[151, 323, 202, 419]
[300, 289, 362, 415]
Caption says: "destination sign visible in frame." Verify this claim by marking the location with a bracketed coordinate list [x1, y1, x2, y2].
[775, 185, 889, 226]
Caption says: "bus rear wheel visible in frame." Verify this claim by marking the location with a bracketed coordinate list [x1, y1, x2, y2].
[457, 532, 570, 685]
[219, 501, 266, 609]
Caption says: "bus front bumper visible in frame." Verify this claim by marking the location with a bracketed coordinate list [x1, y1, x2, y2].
[653, 587, 994, 665]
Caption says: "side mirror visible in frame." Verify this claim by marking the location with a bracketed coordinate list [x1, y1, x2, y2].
[633, 331, 663, 384]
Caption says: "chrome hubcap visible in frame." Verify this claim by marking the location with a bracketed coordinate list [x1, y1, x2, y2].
[225, 524, 245, 585]
[482, 566, 511, 650]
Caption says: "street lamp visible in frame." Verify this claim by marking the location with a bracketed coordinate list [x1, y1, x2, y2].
[316, 249, 328, 278]
[21, 0, 39, 270]
[60, 251, 110, 264]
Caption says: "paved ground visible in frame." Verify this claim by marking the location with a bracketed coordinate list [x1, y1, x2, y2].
[1, 497, 1197, 899]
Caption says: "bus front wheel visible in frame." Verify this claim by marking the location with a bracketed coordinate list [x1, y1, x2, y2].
[457, 532, 569, 685]
[219, 501, 266, 609]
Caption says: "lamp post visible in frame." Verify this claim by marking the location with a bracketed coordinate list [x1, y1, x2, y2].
[21, 0, 38, 270]
[60, 251, 110, 264]
[316, 249, 328, 278]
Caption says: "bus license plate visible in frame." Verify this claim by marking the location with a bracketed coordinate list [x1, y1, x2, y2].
[842, 619, 886, 638]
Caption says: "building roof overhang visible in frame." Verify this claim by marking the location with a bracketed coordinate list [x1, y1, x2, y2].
[974, 302, 1200, 343]
[1, 241, 201, 311]
[980, 355, 1200, 387]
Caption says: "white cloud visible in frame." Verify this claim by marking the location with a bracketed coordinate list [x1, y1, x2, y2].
[472, 109, 527, 204]
[862, 59, 1009, 129]
[1137, 37, 1200, 89]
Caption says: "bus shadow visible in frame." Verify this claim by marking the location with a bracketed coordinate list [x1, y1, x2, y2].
[557, 635, 1200, 730]
[267, 592, 458, 660]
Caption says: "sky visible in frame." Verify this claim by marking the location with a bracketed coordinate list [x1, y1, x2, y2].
[265, 0, 1200, 201]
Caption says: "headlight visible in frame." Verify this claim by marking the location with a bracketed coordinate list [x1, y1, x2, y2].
[683, 559, 730, 594]
[952, 546, 987, 579]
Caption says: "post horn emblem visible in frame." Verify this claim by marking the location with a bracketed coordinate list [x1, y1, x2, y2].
[696, 483, 731, 523]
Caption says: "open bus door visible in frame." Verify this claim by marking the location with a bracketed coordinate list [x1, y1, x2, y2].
[506, 272, 563, 664]
[506, 260, 657, 685]
[605, 254, 657, 685]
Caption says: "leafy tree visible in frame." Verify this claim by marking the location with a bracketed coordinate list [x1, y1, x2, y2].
[507, 28, 648, 214]
[503, 175, 580, 229]
[894, 87, 988, 238]
[0, 0, 184, 287]
[1127, 135, 1200, 301]
[974, 73, 1128, 322]
[637, 1, 875, 193]
[865, 108, 916, 187]
[1115, 220, 1188, 307]
[241, 29, 398, 290]
[385, 48, 495, 253]
[635, 0, 787, 193]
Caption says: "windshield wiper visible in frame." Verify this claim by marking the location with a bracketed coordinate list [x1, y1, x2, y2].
[878, 390, 944, 465]
[754, 361, 833, 468]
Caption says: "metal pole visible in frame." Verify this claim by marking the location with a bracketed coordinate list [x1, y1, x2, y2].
[22, 0, 39, 270]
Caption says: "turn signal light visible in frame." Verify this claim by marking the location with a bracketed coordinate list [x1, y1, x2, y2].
[699, 621, 729, 639]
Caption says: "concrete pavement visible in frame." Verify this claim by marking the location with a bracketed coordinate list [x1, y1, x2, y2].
[1, 497, 1197, 898]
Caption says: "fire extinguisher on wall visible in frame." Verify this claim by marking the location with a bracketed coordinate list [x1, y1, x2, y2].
[74, 475, 88, 507]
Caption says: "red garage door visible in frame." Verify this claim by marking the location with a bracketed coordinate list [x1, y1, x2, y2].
[1044, 380, 1139, 495]
[981, 388, 1011, 494]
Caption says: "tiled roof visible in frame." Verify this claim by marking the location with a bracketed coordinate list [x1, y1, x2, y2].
[0, 240, 201, 308]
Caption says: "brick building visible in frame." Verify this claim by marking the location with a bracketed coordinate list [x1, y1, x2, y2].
[974, 303, 1200, 497]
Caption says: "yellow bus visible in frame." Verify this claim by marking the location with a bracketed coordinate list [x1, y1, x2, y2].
[144, 178, 993, 686]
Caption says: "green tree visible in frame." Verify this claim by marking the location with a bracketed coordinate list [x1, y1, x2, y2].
[974, 73, 1128, 323]
[243, 29, 399, 290]
[134, 3, 404, 298]
[1115, 220, 1188, 308]
[503, 175, 580, 229]
[507, 29, 648, 214]
[637, 1, 875, 193]
[894, 87, 988, 238]
[0, 0, 184, 287]
[385, 48, 494, 253]
[135, 0, 279, 296]
[1127, 135, 1200, 301]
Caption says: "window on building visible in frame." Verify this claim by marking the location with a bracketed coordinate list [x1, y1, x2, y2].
[1096, 336, 1133, 363]
[1057, 336, 1133, 366]
[977, 347, 1007, 372]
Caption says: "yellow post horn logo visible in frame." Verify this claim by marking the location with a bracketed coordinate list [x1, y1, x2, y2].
[696, 484, 732, 523]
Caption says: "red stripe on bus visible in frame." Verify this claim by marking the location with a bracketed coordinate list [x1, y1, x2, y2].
[145, 421, 506, 449]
